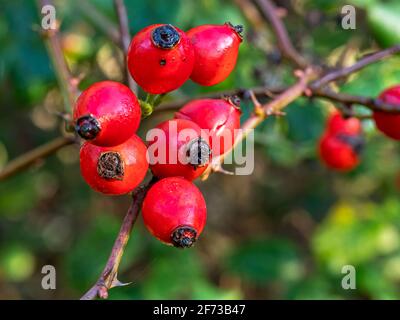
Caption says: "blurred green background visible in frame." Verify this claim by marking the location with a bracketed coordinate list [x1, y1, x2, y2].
[1, 0, 400, 299]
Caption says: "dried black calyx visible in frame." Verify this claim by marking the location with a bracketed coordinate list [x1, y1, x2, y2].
[171, 226, 197, 248]
[75, 115, 101, 140]
[223, 94, 241, 110]
[152, 24, 180, 49]
[338, 134, 365, 155]
[185, 137, 211, 169]
[225, 22, 244, 40]
[97, 152, 124, 180]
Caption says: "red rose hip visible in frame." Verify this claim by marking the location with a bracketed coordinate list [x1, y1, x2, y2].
[80, 134, 148, 195]
[318, 113, 363, 171]
[327, 111, 362, 136]
[373, 85, 400, 140]
[74, 81, 141, 147]
[175, 96, 241, 156]
[127, 24, 195, 94]
[142, 177, 207, 248]
[147, 119, 211, 180]
[187, 22, 243, 86]
[319, 133, 362, 171]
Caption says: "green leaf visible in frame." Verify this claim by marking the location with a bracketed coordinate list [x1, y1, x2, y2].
[286, 276, 338, 300]
[312, 201, 400, 272]
[226, 238, 304, 284]
[357, 264, 398, 299]
[367, 3, 400, 48]
[64, 213, 142, 291]
[0, 245, 36, 282]
[142, 249, 203, 299]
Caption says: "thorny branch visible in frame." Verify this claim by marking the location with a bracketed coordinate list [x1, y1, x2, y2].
[0, 136, 76, 181]
[202, 68, 318, 179]
[156, 83, 400, 115]
[80, 182, 152, 300]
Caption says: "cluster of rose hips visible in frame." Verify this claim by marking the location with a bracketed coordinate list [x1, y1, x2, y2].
[74, 23, 243, 248]
[319, 85, 400, 171]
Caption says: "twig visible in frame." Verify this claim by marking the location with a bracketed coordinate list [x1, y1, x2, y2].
[311, 45, 400, 89]
[155, 88, 264, 113]
[202, 67, 318, 179]
[1, 1, 79, 182]
[312, 89, 400, 113]
[253, 0, 308, 68]
[251, 86, 400, 113]
[0, 136, 76, 181]
[77, 0, 121, 46]
[80, 183, 152, 300]
[155, 84, 400, 115]
[38, 0, 80, 113]
[113, 0, 137, 93]
[156, 41, 400, 114]
[234, 0, 266, 31]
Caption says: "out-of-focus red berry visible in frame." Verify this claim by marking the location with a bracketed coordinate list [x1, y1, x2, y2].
[373, 85, 400, 140]
[327, 112, 362, 136]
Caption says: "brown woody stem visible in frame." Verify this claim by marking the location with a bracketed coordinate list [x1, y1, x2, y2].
[80, 183, 152, 300]
[202, 68, 318, 179]
[253, 0, 308, 68]
[0, 136, 76, 181]
[38, 0, 79, 113]
[311, 45, 400, 90]
[77, 0, 121, 46]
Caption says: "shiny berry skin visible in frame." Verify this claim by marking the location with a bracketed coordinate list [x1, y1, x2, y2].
[74, 81, 141, 147]
[80, 134, 148, 195]
[142, 177, 207, 248]
[373, 85, 400, 140]
[127, 24, 195, 94]
[327, 112, 362, 136]
[147, 119, 211, 181]
[175, 96, 241, 156]
[187, 22, 243, 86]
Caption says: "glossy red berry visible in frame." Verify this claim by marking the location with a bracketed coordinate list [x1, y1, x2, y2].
[80, 134, 148, 195]
[142, 177, 207, 248]
[318, 113, 363, 171]
[147, 119, 211, 181]
[74, 81, 141, 147]
[175, 96, 241, 156]
[187, 22, 243, 86]
[373, 85, 400, 140]
[127, 24, 195, 94]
